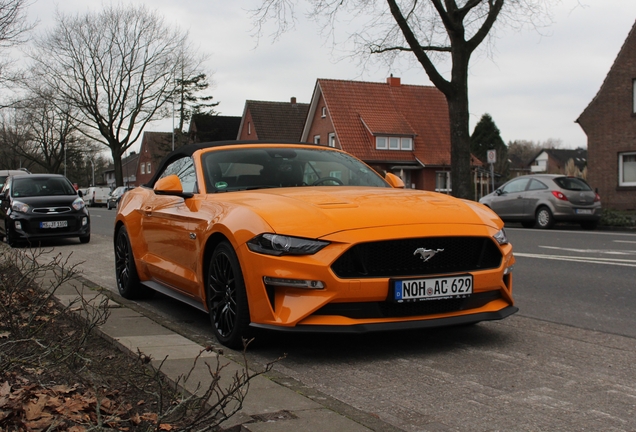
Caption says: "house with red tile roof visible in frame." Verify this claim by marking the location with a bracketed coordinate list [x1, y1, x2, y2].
[237, 98, 310, 141]
[301, 76, 473, 191]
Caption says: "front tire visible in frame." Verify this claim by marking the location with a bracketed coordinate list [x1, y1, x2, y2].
[206, 241, 251, 349]
[79, 233, 91, 244]
[535, 206, 554, 229]
[115, 226, 148, 299]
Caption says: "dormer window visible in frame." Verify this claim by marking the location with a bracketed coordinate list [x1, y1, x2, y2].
[375, 136, 413, 151]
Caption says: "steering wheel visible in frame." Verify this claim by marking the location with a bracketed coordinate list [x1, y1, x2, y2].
[312, 176, 344, 186]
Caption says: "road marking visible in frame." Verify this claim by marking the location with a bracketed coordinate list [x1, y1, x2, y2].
[614, 240, 636, 244]
[538, 245, 636, 255]
[514, 252, 636, 267]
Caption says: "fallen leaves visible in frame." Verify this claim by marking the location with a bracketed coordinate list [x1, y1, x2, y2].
[0, 378, 172, 431]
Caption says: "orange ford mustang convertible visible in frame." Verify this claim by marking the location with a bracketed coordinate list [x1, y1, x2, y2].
[114, 141, 517, 348]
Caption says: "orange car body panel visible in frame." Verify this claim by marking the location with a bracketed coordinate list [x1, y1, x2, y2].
[116, 143, 516, 331]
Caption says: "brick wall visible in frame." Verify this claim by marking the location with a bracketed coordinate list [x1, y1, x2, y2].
[578, 22, 636, 210]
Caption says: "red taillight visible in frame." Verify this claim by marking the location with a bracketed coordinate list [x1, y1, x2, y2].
[594, 193, 601, 202]
[551, 190, 568, 201]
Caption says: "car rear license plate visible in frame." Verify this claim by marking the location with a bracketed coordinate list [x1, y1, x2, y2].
[391, 275, 473, 302]
[576, 209, 593, 215]
[40, 220, 68, 229]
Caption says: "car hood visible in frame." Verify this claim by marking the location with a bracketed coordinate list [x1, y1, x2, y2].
[213, 187, 500, 238]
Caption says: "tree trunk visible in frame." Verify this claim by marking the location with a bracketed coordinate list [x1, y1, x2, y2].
[447, 90, 472, 200]
[446, 44, 473, 200]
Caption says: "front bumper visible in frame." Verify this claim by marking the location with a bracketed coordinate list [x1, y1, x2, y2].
[9, 212, 90, 241]
[251, 305, 519, 333]
[236, 223, 516, 330]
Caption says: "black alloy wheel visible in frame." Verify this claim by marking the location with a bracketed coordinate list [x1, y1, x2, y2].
[114, 226, 147, 299]
[207, 242, 250, 349]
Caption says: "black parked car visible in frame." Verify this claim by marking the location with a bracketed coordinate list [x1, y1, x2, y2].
[107, 186, 133, 210]
[0, 174, 90, 246]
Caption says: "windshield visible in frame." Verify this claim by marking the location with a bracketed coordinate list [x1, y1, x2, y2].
[12, 177, 76, 197]
[201, 147, 389, 192]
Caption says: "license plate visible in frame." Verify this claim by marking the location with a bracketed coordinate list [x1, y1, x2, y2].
[391, 275, 473, 302]
[40, 220, 68, 229]
[576, 209, 593, 215]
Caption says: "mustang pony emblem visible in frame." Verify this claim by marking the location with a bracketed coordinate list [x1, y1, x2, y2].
[413, 248, 444, 262]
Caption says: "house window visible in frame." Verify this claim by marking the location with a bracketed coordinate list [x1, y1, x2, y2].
[248, 122, 251, 135]
[146, 162, 151, 174]
[375, 136, 413, 150]
[321, 107, 327, 118]
[141, 163, 145, 174]
[314, 135, 320, 144]
[619, 152, 636, 186]
[633, 80, 636, 114]
[376, 137, 387, 149]
[328, 133, 335, 148]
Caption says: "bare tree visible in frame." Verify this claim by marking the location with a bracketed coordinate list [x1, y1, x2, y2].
[28, 4, 204, 186]
[11, 90, 86, 175]
[0, 108, 36, 170]
[252, 0, 553, 199]
[0, 0, 35, 99]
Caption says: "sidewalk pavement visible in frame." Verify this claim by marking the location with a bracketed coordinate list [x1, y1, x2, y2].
[51, 271, 402, 432]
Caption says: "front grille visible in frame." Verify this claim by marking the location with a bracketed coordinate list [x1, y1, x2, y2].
[32, 207, 72, 214]
[331, 236, 502, 278]
[313, 291, 502, 319]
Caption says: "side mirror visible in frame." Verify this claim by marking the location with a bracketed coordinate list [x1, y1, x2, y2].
[154, 174, 194, 198]
[495, 188, 503, 196]
[385, 172, 405, 189]
[154, 174, 183, 193]
[78, 190, 83, 198]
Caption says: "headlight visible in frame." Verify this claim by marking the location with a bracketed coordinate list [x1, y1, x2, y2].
[72, 197, 86, 211]
[493, 228, 508, 245]
[247, 233, 329, 256]
[11, 200, 29, 213]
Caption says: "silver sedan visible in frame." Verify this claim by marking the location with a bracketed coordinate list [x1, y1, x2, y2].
[479, 174, 601, 229]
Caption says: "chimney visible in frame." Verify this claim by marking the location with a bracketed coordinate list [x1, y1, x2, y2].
[387, 75, 401, 87]
[290, 97, 297, 105]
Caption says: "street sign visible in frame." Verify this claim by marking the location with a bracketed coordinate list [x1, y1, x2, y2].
[487, 149, 497, 164]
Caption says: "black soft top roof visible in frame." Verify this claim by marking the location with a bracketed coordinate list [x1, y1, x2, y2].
[145, 140, 320, 187]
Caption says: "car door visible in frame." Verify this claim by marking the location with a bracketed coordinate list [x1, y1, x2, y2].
[490, 177, 531, 219]
[138, 156, 209, 299]
[522, 178, 549, 216]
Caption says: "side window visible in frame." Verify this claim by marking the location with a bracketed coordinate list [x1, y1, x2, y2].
[501, 178, 529, 194]
[527, 179, 548, 191]
[159, 157, 197, 193]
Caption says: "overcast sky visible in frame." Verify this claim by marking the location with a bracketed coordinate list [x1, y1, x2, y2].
[27, 1, 636, 150]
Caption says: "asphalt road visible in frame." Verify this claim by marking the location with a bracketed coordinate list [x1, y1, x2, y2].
[25, 209, 636, 431]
